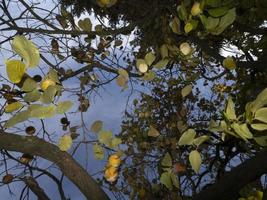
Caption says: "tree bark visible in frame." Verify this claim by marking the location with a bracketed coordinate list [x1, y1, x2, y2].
[193, 150, 267, 200]
[0, 132, 110, 200]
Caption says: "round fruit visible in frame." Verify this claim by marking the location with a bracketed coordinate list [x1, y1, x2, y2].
[25, 126, 36, 135]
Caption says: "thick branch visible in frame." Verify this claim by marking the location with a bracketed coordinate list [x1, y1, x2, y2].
[22, 176, 50, 200]
[0, 132, 110, 200]
[193, 150, 267, 200]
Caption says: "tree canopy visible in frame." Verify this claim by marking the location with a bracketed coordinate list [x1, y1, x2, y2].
[0, 0, 267, 199]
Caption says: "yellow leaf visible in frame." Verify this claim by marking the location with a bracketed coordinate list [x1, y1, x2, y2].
[6, 60, 26, 83]
[97, 0, 117, 8]
[5, 102, 23, 113]
[108, 154, 121, 167]
[223, 56, 236, 70]
[11, 35, 40, 68]
[180, 42, 192, 56]
[90, 120, 103, 133]
[104, 166, 118, 182]
[41, 79, 56, 91]
[148, 125, 160, 137]
[191, 2, 202, 16]
[189, 150, 202, 173]
[58, 135, 73, 151]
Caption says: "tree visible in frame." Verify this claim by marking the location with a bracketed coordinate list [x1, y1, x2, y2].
[0, 0, 267, 199]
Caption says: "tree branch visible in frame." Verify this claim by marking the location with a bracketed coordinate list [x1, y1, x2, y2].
[193, 150, 267, 200]
[0, 132, 110, 200]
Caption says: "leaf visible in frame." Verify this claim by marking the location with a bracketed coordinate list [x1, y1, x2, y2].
[254, 136, 267, 146]
[11, 35, 40, 68]
[5, 102, 23, 113]
[181, 85, 193, 98]
[56, 101, 73, 114]
[254, 107, 267, 123]
[118, 69, 129, 80]
[5, 60, 26, 83]
[40, 85, 57, 104]
[208, 6, 229, 17]
[24, 89, 41, 102]
[21, 78, 37, 92]
[47, 69, 60, 83]
[145, 52, 156, 66]
[178, 129, 196, 146]
[225, 97, 236, 120]
[223, 56, 236, 70]
[160, 172, 172, 190]
[184, 22, 193, 33]
[232, 123, 253, 141]
[143, 71, 156, 81]
[78, 18, 92, 32]
[153, 59, 169, 69]
[111, 137, 122, 149]
[180, 42, 192, 56]
[58, 135, 73, 151]
[251, 123, 267, 131]
[4, 110, 30, 128]
[193, 135, 210, 146]
[91, 120, 103, 133]
[160, 44, 169, 59]
[148, 125, 160, 137]
[98, 130, 113, 146]
[116, 75, 128, 88]
[189, 150, 202, 173]
[161, 153, 172, 167]
[212, 8, 236, 35]
[137, 59, 148, 73]
[29, 104, 56, 119]
[177, 3, 188, 21]
[170, 172, 179, 188]
[170, 17, 181, 34]
[251, 88, 267, 113]
[200, 15, 220, 31]
[93, 144, 104, 160]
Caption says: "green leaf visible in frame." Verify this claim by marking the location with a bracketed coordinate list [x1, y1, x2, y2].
[98, 130, 113, 146]
[21, 78, 37, 92]
[208, 6, 229, 17]
[193, 135, 210, 146]
[47, 69, 60, 83]
[178, 129, 196, 146]
[161, 153, 172, 167]
[145, 52, 156, 66]
[58, 135, 73, 151]
[206, 0, 222, 7]
[254, 108, 267, 123]
[11, 35, 40, 68]
[181, 85, 193, 98]
[251, 88, 267, 113]
[90, 120, 103, 133]
[200, 15, 220, 31]
[160, 44, 169, 59]
[78, 18, 92, 32]
[5, 60, 26, 83]
[212, 8, 236, 35]
[254, 136, 267, 146]
[170, 17, 181, 34]
[160, 172, 172, 190]
[225, 97, 236, 120]
[5, 102, 23, 113]
[24, 89, 41, 102]
[93, 144, 105, 160]
[111, 137, 122, 149]
[56, 101, 73, 114]
[251, 123, 267, 131]
[232, 123, 253, 141]
[184, 22, 193, 33]
[143, 71, 156, 81]
[4, 110, 30, 128]
[148, 125, 160, 137]
[170, 172, 179, 188]
[189, 150, 202, 173]
[153, 59, 169, 69]
[177, 3, 188, 21]
[40, 85, 57, 104]
[29, 104, 56, 119]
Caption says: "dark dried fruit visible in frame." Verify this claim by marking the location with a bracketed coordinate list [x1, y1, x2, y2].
[60, 117, 69, 125]
[25, 126, 36, 135]
[2, 174, 14, 184]
[33, 75, 42, 82]
[20, 154, 34, 164]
